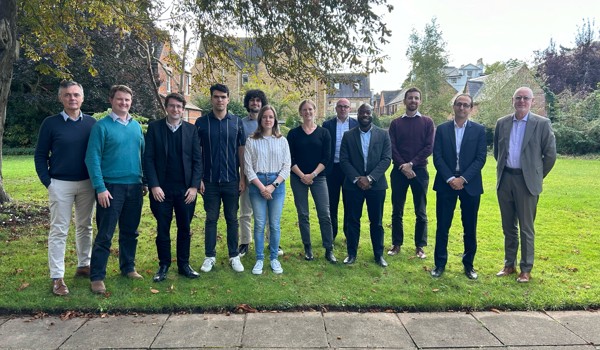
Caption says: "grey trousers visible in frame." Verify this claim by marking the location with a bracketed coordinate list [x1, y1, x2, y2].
[290, 174, 333, 250]
[497, 171, 538, 272]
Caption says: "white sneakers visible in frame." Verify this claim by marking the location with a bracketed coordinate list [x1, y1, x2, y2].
[252, 260, 263, 275]
[230, 256, 244, 272]
[271, 259, 283, 274]
[200, 257, 216, 272]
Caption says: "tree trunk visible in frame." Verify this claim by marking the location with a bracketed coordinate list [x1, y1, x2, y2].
[0, 0, 19, 203]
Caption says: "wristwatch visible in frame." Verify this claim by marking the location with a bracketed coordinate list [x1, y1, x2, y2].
[273, 181, 280, 188]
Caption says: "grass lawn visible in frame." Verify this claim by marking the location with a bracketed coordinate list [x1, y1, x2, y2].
[0, 154, 598, 314]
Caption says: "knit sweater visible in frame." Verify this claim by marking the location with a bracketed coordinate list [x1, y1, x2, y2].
[85, 116, 144, 193]
[34, 113, 96, 187]
[388, 115, 435, 168]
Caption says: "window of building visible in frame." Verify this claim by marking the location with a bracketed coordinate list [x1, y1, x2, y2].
[450, 77, 457, 84]
[467, 70, 473, 77]
[166, 75, 171, 93]
[334, 83, 340, 90]
[242, 73, 249, 85]
[353, 82, 360, 91]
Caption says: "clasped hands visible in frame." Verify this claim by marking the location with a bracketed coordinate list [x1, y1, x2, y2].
[448, 177, 465, 191]
[400, 163, 416, 179]
[299, 172, 315, 185]
[355, 176, 372, 191]
[259, 184, 275, 200]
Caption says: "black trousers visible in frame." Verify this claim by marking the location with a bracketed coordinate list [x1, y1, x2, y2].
[390, 167, 429, 248]
[326, 163, 346, 240]
[150, 187, 196, 269]
[343, 188, 386, 259]
[433, 188, 480, 270]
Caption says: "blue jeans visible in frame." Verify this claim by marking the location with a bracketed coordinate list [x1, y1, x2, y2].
[90, 183, 143, 281]
[290, 174, 333, 249]
[249, 173, 285, 261]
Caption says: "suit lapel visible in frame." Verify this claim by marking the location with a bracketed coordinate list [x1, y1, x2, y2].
[353, 128, 365, 172]
[522, 113, 536, 150]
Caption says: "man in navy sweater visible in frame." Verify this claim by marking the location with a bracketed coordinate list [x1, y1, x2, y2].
[34, 80, 97, 296]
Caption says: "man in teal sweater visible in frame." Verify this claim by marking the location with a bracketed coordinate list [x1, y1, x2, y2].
[85, 85, 147, 294]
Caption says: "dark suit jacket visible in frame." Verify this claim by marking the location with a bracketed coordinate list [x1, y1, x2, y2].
[143, 119, 202, 189]
[493, 112, 556, 196]
[433, 120, 487, 197]
[339, 125, 391, 191]
[322, 116, 358, 175]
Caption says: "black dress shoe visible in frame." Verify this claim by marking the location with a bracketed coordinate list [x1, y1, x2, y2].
[178, 265, 200, 279]
[343, 256, 356, 264]
[375, 256, 388, 267]
[431, 266, 444, 278]
[325, 249, 337, 263]
[304, 244, 314, 261]
[153, 265, 169, 282]
[465, 268, 478, 280]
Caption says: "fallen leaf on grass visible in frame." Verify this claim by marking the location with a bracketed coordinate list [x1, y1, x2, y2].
[17, 283, 29, 291]
[234, 304, 257, 314]
[150, 289, 160, 294]
[432, 288, 440, 292]
[490, 308, 501, 314]
[15, 268, 23, 274]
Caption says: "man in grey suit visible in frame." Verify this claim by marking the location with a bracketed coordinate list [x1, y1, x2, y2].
[494, 86, 557, 283]
[339, 104, 392, 267]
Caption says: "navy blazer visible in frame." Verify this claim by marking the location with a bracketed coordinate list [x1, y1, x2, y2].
[322, 116, 358, 175]
[143, 119, 203, 189]
[432, 120, 487, 196]
[339, 125, 391, 191]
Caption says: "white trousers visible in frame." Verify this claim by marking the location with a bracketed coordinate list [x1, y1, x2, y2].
[48, 179, 95, 278]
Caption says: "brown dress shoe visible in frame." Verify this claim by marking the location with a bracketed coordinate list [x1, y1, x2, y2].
[91, 280, 106, 294]
[517, 272, 531, 283]
[387, 245, 401, 256]
[496, 266, 516, 277]
[126, 270, 144, 279]
[74, 265, 90, 277]
[52, 278, 69, 296]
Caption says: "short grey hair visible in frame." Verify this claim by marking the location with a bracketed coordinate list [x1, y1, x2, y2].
[58, 80, 84, 98]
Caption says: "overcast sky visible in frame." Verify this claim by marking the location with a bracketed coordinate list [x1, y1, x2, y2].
[370, 0, 600, 92]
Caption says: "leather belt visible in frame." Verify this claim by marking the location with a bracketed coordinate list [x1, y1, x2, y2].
[504, 167, 523, 175]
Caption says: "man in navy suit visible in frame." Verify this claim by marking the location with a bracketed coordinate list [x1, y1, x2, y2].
[339, 104, 391, 267]
[144, 92, 203, 282]
[323, 98, 358, 242]
[430, 94, 486, 280]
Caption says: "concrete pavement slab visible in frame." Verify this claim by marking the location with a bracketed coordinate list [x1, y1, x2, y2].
[60, 314, 168, 349]
[324, 312, 415, 349]
[0, 317, 8, 326]
[398, 312, 502, 348]
[506, 347, 597, 350]
[473, 311, 587, 346]
[152, 313, 244, 348]
[0, 316, 86, 350]
[548, 311, 600, 345]
[243, 312, 328, 348]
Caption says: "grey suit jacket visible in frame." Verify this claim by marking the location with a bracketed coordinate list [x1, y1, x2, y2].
[339, 125, 391, 191]
[493, 112, 557, 196]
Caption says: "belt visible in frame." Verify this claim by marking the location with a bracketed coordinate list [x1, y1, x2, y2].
[504, 167, 523, 175]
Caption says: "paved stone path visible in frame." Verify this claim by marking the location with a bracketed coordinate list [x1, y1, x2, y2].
[0, 310, 598, 349]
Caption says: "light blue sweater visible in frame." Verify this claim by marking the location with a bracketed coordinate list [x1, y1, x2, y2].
[85, 116, 144, 193]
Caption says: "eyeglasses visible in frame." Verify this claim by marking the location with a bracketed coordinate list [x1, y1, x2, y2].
[336, 105, 350, 109]
[454, 102, 471, 108]
[514, 96, 532, 101]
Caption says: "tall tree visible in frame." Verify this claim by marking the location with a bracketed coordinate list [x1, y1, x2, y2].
[403, 17, 453, 124]
[0, 0, 18, 203]
[536, 18, 600, 95]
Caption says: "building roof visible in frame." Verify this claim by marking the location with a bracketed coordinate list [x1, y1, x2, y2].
[380, 90, 403, 106]
[196, 37, 263, 69]
[328, 73, 371, 98]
